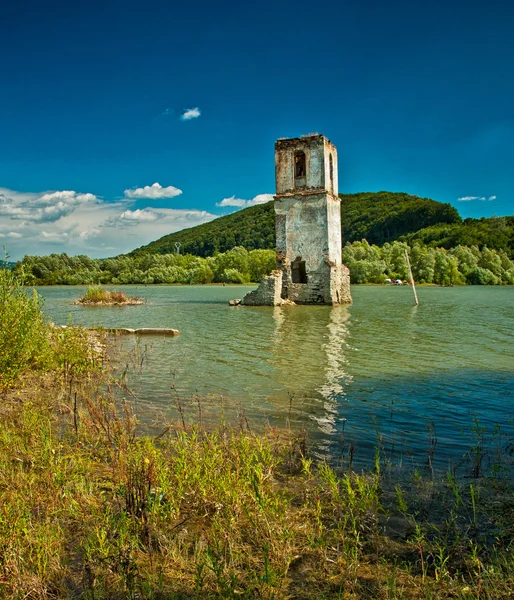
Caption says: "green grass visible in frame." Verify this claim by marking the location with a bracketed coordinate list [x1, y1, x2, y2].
[2, 384, 514, 599]
[76, 286, 143, 305]
[0, 267, 50, 386]
[2, 270, 514, 599]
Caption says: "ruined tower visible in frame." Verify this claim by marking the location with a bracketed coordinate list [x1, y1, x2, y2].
[240, 134, 351, 307]
[274, 134, 351, 305]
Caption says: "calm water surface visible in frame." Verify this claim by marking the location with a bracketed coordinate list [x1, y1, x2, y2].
[38, 285, 514, 469]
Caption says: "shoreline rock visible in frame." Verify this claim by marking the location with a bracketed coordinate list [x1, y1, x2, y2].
[50, 324, 179, 337]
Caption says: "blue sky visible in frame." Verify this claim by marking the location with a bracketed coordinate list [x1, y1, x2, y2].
[1, 0, 513, 259]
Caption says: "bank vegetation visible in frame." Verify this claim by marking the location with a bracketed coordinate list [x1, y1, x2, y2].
[1, 266, 514, 599]
[130, 193, 513, 258]
[73, 286, 145, 306]
[14, 241, 514, 287]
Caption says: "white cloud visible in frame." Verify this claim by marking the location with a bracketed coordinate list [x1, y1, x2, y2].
[120, 209, 158, 222]
[0, 188, 97, 222]
[216, 193, 273, 208]
[41, 230, 69, 241]
[0, 187, 216, 260]
[181, 107, 201, 121]
[457, 195, 496, 202]
[124, 182, 183, 200]
[0, 232, 23, 238]
[79, 228, 101, 240]
[106, 209, 160, 228]
[217, 196, 247, 208]
[250, 193, 274, 205]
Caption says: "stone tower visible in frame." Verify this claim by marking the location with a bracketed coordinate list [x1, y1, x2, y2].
[239, 134, 351, 307]
[274, 134, 351, 305]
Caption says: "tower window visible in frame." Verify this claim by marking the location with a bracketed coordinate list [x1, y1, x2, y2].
[329, 153, 334, 191]
[294, 151, 306, 178]
[291, 258, 307, 284]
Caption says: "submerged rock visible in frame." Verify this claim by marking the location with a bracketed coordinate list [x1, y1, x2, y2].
[98, 327, 179, 337]
[134, 328, 179, 337]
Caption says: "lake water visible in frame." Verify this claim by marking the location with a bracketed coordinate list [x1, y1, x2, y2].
[37, 285, 514, 471]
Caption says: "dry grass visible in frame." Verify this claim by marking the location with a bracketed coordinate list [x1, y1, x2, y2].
[2, 274, 514, 599]
[2, 356, 514, 599]
[74, 285, 144, 306]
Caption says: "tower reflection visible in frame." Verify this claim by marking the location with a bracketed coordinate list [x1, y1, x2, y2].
[268, 305, 351, 438]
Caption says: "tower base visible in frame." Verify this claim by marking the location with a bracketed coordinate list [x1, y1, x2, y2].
[240, 267, 351, 307]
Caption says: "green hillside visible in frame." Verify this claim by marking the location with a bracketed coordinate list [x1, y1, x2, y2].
[131, 202, 276, 257]
[402, 216, 514, 256]
[339, 192, 460, 245]
[131, 191, 513, 257]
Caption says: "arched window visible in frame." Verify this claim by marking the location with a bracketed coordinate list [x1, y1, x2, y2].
[329, 154, 333, 192]
[294, 151, 306, 178]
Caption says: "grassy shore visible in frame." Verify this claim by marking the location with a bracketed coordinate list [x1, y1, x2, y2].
[1, 268, 514, 599]
[73, 286, 145, 306]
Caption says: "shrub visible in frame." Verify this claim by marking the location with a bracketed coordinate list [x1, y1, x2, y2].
[466, 267, 499, 285]
[0, 268, 49, 386]
[83, 286, 113, 303]
[76, 286, 143, 305]
[221, 268, 250, 284]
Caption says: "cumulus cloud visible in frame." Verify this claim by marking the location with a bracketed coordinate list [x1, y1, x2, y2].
[41, 230, 69, 241]
[216, 193, 273, 208]
[457, 195, 496, 202]
[79, 228, 101, 240]
[124, 182, 183, 200]
[0, 186, 216, 260]
[217, 196, 247, 208]
[120, 209, 159, 222]
[105, 208, 160, 228]
[181, 107, 201, 121]
[0, 188, 98, 222]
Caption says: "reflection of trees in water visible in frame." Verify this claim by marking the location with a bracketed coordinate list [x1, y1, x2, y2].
[270, 305, 351, 436]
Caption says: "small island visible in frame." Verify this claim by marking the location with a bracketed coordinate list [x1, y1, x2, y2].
[73, 286, 145, 306]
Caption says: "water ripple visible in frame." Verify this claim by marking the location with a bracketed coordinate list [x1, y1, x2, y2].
[38, 284, 514, 469]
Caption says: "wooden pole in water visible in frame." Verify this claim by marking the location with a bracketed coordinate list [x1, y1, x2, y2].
[404, 248, 419, 306]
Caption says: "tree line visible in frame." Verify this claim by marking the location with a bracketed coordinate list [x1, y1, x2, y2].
[342, 240, 514, 285]
[130, 193, 513, 259]
[131, 192, 467, 257]
[15, 241, 514, 286]
[17, 248, 276, 285]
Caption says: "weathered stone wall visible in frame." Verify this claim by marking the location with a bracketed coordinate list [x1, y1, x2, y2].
[273, 134, 350, 306]
[326, 194, 342, 259]
[275, 135, 325, 193]
[330, 264, 352, 304]
[275, 135, 338, 196]
[324, 138, 338, 197]
[239, 134, 351, 307]
[241, 271, 283, 306]
[275, 191, 350, 305]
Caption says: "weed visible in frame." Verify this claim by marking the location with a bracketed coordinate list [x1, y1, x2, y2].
[0, 267, 50, 386]
[75, 285, 143, 305]
[2, 272, 514, 599]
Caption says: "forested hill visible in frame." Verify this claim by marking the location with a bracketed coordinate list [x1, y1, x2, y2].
[130, 191, 513, 257]
[131, 202, 276, 257]
[339, 192, 460, 245]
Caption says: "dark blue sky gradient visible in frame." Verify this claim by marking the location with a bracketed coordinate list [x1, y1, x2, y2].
[1, 0, 513, 219]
